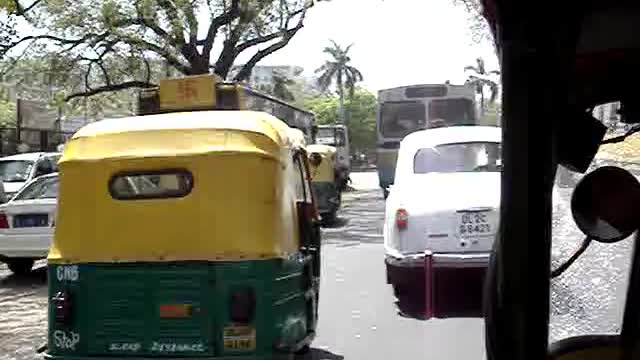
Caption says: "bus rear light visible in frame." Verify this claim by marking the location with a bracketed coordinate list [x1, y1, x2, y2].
[230, 289, 255, 324]
[52, 291, 73, 325]
[0, 213, 8, 229]
[396, 208, 409, 230]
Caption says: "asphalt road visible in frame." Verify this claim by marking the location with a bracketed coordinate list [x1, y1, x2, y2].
[0, 168, 634, 360]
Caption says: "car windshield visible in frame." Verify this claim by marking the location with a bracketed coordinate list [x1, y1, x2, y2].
[414, 142, 502, 173]
[13, 176, 58, 201]
[0, 160, 34, 182]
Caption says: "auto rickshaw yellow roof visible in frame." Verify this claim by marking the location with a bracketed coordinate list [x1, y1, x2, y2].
[62, 110, 299, 162]
[307, 144, 336, 155]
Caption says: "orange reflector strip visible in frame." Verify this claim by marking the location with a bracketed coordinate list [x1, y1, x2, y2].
[159, 304, 192, 318]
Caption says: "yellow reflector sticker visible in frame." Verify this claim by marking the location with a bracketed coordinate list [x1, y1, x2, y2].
[159, 74, 217, 110]
[159, 304, 192, 318]
[223, 325, 256, 351]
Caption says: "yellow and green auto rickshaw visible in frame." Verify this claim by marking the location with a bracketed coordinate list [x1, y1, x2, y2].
[44, 110, 321, 360]
[306, 144, 342, 225]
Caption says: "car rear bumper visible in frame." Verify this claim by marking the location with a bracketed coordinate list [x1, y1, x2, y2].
[385, 252, 489, 320]
[385, 251, 491, 269]
[0, 233, 51, 258]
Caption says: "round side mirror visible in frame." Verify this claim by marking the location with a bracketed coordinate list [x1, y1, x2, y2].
[571, 166, 640, 243]
[309, 153, 322, 167]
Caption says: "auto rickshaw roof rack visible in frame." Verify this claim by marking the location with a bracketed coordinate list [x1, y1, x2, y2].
[136, 74, 315, 132]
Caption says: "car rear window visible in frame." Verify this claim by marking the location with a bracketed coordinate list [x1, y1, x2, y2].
[414, 142, 501, 173]
[13, 176, 59, 201]
[109, 170, 194, 200]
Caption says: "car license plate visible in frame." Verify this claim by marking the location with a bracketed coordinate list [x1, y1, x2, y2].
[458, 211, 493, 236]
[223, 325, 256, 351]
[13, 214, 48, 228]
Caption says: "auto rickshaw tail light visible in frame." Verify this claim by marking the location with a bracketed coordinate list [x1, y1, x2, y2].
[230, 289, 255, 323]
[396, 208, 409, 230]
[0, 212, 8, 229]
[52, 290, 73, 325]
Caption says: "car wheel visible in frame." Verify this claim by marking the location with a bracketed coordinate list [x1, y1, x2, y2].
[7, 258, 35, 275]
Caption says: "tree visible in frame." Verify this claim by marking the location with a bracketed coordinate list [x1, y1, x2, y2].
[263, 70, 295, 101]
[1, 0, 326, 101]
[451, 0, 493, 45]
[315, 40, 363, 124]
[304, 87, 376, 152]
[464, 57, 499, 116]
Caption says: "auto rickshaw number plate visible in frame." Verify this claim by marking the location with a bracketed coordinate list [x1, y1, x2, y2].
[223, 325, 256, 351]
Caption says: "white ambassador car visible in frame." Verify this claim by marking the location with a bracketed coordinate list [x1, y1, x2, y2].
[384, 126, 560, 306]
[0, 173, 58, 275]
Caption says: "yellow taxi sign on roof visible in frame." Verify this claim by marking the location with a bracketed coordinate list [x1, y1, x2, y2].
[159, 74, 221, 111]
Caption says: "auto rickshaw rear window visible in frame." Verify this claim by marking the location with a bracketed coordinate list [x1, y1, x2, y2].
[108, 170, 193, 200]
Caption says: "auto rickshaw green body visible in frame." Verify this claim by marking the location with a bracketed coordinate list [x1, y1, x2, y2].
[45, 107, 321, 360]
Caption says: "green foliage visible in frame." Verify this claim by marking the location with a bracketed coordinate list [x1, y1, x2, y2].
[304, 88, 377, 151]
[0, 99, 16, 126]
[315, 40, 363, 98]
[464, 57, 500, 116]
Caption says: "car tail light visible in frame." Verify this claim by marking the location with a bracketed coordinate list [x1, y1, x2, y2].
[396, 208, 409, 230]
[0, 213, 9, 229]
[230, 289, 255, 323]
[52, 290, 73, 325]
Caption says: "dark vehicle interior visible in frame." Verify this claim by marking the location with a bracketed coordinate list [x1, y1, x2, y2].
[481, 1, 640, 359]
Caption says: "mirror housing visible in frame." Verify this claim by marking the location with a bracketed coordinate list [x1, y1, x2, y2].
[571, 166, 640, 242]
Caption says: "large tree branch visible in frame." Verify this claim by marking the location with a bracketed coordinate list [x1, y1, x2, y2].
[65, 81, 155, 101]
[133, 3, 172, 41]
[155, 0, 186, 45]
[201, 0, 240, 58]
[12, 0, 43, 15]
[233, 22, 304, 82]
[212, 23, 244, 77]
[116, 35, 191, 74]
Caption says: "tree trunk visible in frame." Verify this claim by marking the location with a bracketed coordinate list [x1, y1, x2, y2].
[480, 89, 485, 117]
[337, 71, 345, 124]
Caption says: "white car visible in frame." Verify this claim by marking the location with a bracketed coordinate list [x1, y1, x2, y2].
[0, 173, 58, 275]
[0, 152, 61, 200]
[384, 126, 560, 306]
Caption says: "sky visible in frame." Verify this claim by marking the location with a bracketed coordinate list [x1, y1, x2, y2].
[234, 0, 499, 92]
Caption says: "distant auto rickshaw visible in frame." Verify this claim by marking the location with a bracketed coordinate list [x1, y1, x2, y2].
[44, 110, 322, 360]
[307, 144, 342, 225]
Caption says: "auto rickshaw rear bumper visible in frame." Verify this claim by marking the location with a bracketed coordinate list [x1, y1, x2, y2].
[43, 355, 294, 360]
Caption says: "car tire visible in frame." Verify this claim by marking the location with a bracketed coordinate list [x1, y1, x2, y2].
[7, 258, 35, 275]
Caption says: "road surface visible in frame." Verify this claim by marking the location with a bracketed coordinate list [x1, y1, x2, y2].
[0, 168, 633, 360]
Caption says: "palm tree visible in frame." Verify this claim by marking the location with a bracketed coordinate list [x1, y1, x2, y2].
[315, 40, 363, 123]
[464, 57, 500, 116]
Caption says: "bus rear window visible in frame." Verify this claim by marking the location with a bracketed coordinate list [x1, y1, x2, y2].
[109, 170, 193, 200]
[380, 101, 426, 138]
[428, 98, 475, 125]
